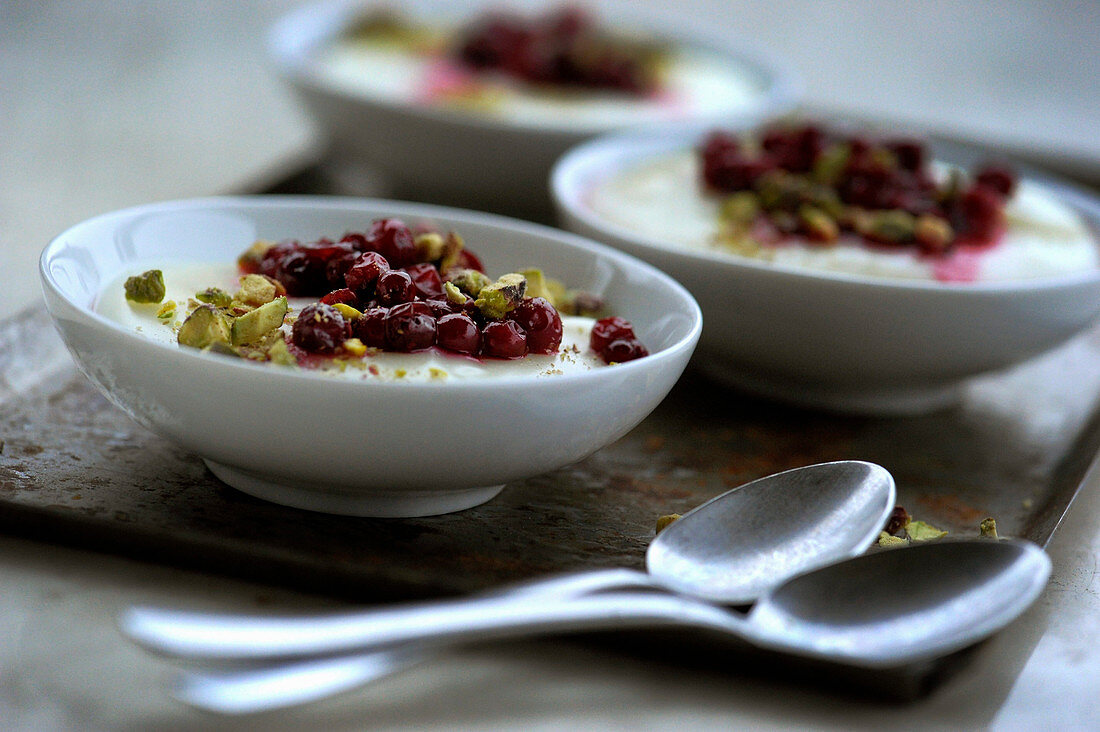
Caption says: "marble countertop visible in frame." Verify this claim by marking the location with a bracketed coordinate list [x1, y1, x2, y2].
[3, 1, 1100, 728]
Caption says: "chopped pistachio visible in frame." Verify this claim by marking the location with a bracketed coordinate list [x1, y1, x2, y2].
[195, 287, 232, 308]
[237, 274, 278, 307]
[342, 337, 367, 357]
[266, 338, 297, 367]
[231, 296, 288, 346]
[979, 517, 999, 539]
[863, 210, 916, 243]
[519, 268, 554, 303]
[237, 240, 275, 271]
[429, 367, 447, 380]
[177, 304, 231, 349]
[907, 520, 948, 542]
[558, 291, 604, 317]
[798, 204, 839, 243]
[333, 303, 363, 321]
[439, 232, 466, 272]
[656, 514, 681, 534]
[474, 273, 526, 319]
[155, 301, 177, 320]
[443, 281, 468, 306]
[812, 143, 850, 185]
[914, 215, 954, 252]
[720, 191, 760, 225]
[414, 232, 446, 262]
[204, 342, 241, 358]
[124, 269, 166, 304]
[877, 531, 908, 548]
[445, 268, 492, 298]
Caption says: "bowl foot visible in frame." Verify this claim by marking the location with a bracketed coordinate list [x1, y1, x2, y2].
[204, 460, 505, 517]
[698, 363, 964, 416]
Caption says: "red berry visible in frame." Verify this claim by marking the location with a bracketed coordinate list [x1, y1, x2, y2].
[384, 302, 437, 352]
[482, 320, 527, 359]
[974, 164, 1017, 198]
[403, 263, 445, 299]
[601, 338, 648, 364]
[437, 313, 482, 355]
[320, 288, 359, 307]
[376, 270, 416, 305]
[509, 297, 562, 354]
[367, 219, 416, 267]
[291, 303, 348, 353]
[344, 251, 391, 292]
[353, 306, 388, 348]
[590, 316, 635, 353]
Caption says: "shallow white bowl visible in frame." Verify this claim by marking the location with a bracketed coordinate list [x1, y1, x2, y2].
[552, 129, 1100, 414]
[40, 197, 701, 517]
[268, 0, 797, 215]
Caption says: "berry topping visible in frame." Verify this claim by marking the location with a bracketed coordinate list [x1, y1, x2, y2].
[436, 312, 482, 355]
[509, 297, 563, 354]
[291, 303, 348, 353]
[344, 251, 391, 292]
[482, 320, 528, 359]
[601, 338, 649, 364]
[589, 316, 635, 353]
[404, 262, 445, 299]
[353, 306, 388, 348]
[385, 302, 437, 352]
[700, 123, 1018, 254]
[376, 269, 417, 305]
[367, 218, 417, 267]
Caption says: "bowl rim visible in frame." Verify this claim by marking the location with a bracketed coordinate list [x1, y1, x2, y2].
[39, 195, 703, 393]
[266, 0, 801, 139]
[550, 125, 1100, 296]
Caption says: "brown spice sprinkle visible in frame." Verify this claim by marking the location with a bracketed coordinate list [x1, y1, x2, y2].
[642, 436, 665, 453]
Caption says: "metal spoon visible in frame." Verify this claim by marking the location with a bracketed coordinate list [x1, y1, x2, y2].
[122, 461, 894, 659]
[170, 539, 1047, 714]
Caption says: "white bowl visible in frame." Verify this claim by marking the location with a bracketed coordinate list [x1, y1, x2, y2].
[40, 197, 701, 517]
[268, 0, 797, 215]
[552, 129, 1100, 414]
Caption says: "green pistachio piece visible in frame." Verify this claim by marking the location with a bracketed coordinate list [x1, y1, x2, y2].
[864, 210, 916, 243]
[236, 274, 278, 306]
[231, 296, 288, 346]
[877, 530, 908, 548]
[195, 287, 232, 308]
[445, 268, 493, 298]
[655, 514, 681, 534]
[914, 215, 955, 252]
[979, 517, 999, 539]
[720, 191, 760, 225]
[124, 269, 166, 304]
[177, 304, 231, 349]
[474, 273, 526, 320]
[907, 520, 948, 542]
[414, 232, 446, 262]
[798, 204, 839, 243]
[443, 281, 468, 307]
[265, 338, 297, 367]
[812, 143, 851, 185]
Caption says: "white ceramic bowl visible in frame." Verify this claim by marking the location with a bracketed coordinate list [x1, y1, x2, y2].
[268, 0, 797, 215]
[552, 129, 1100, 414]
[40, 197, 701, 517]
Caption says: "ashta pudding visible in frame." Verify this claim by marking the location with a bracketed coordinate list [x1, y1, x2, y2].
[96, 217, 650, 380]
[587, 123, 1099, 283]
[312, 6, 765, 130]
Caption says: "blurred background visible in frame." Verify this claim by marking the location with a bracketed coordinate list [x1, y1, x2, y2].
[3, 0, 1098, 313]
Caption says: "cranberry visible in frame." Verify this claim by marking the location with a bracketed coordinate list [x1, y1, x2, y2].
[345, 251, 391, 292]
[404, 263, 444, 299]
[974, 164, 1017, 198]
[482, 320, 527, 359]
[425, 298, 459, 318]
[436, 313, 482, 355]
[353, 306, 388, 348]
[291, 303, 348, 354]
[887, 139, 925, 172]
[339, 232, 370, 252]
[367, 219, 417, 267]
[376, 270, 416, 305]
[320, 288, 359, 307]
[700, 132, 774, 191]
[956, 185, 1004, 241]
[601, 338, 649, 364]
[508, 297, 562, 354]
[590, 316, 635, 353]
[385, 302, 437, 352]
[453, 248, 486, 273]
[761, 124, 823, 172]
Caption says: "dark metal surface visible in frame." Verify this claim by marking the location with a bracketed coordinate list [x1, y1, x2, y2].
[3, 304, 1100, 604]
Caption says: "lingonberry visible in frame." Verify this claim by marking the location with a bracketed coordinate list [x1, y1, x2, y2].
[376, 270, 416, 305]
[436, 313, 482, 355]
[291, 303, 348, 353]
[508, 297, 562, 354]
[482, 320, 527, 358]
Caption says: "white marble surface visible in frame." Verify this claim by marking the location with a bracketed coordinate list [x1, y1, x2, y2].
[3, 1, 1100, 728]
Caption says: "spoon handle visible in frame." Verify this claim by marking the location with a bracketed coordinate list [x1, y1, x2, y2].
[121, 588, 741, 661]
[119, 568, 669, 661]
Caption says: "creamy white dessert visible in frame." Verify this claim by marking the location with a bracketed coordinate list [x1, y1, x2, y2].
[587, 151, 1099, 282]
[313, 26, 761, 130]
[96, 263, 605, 380]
